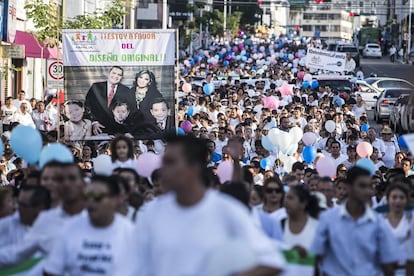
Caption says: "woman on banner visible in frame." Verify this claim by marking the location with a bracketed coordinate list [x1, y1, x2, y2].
[129, 70, 164, 121]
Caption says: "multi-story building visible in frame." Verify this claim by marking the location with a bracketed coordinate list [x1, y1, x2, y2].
[300, 0, 353, 42]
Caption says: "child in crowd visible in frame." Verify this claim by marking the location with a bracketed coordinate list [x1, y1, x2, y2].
[64, 100, 92, 141]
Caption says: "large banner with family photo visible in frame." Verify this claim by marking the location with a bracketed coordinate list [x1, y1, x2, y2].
[62, 29, 176, 141]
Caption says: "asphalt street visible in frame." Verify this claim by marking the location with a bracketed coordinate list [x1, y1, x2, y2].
[361, 56, 414, 82]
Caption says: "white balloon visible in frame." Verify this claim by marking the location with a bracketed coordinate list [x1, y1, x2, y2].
[289, 126, 304, 144]
[93, 155, 113, 176]
[303, 73, 312, 82]
[278, 131, 291, 152]
[267, 128, 280, 146]
[302, 132, 317, 146]
[325, 120, 336, 133]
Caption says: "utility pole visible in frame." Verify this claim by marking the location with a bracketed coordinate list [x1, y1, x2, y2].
[223, 0, 227, 34]
[162, 0, 168, 29]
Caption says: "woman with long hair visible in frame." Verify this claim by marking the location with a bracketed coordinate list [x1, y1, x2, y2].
[110, 135, 136, 170]
[260, 177, 286, 221]
[383, 184, 414, 276]
[131, 70, 163, 120]
[282, 185, 320, 250]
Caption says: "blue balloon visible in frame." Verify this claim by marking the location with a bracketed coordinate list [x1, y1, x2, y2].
[311, 80, 319, 89]
[187, 105, 194, 117]
[218, 53, 224, 59]
[0, 141, 4, 157]
[399, 136, 408, 148]
[361, 124, 370, 132]
[193, 56, 199, 62]
[283, 56, 289, 62]
[214, 55, 219, 60]
[211, 152, 222, 163]
[261, 136, 274, 152]
[203, 83, 214, 95]
[39, 143, 74, 168]
[223, 60, 229, 66]
[10, 126, 42, 164]
[333, 95, 345, 107]
[356, 158, 376, 175]
[302, 146, 317, 163]
[279, 52, 285, 58]
[236, 55, 241, 61]
[177, 127, 185, 136]
[189, 59, 195, 66]
[241, 56, 248, 62]
[291, 68, 298, 73]
[199, 50, 204, 56]
[260, 158, 268, 169]
[303, 80, 310, 89]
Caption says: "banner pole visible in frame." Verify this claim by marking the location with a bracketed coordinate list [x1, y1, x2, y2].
[175, 28, 179, 133]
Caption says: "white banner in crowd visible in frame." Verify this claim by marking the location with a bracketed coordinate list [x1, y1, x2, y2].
[305, 48, 347, 72]
[62, 29, 176, 141]
[63, 30, 176, 66]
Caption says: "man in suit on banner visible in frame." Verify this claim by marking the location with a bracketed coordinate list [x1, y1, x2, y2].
[85, 66, 132, 135]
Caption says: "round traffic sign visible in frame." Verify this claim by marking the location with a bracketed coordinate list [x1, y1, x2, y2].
[48, 61, 63, 80]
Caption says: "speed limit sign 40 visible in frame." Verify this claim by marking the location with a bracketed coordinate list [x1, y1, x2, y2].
[48, 61, 63, 80]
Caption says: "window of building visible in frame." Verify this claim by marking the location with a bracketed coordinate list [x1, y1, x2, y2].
[303, 25, 313, 31]
[303, 14, 313, 20]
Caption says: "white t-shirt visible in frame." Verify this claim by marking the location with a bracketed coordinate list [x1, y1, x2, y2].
[0, 206, 86, 266]
[384, 214, 414, 275]
[0, 213, 30, 247]
[283, 216, 319, 251]
[12, 112, 35, 128]
[111, 158, 136, 171]
[1, 105, 17, 125]
[44, 214, 135, 276]
[133, 190, 286, 276]
[329, 153, 347, 167]
[263, 207, 288, 222]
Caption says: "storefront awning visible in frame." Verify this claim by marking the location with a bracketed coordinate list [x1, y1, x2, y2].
[14, 31, 60, 59]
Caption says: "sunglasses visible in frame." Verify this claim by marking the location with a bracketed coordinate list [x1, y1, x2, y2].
[84, 192, 109, 202]
[265, 187, 283, 194]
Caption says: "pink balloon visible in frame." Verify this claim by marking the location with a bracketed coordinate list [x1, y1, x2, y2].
[302, 132, 317, 146]
[262, 96, 279, 111]
[184, 60, 191, 67]
[182, 83, 192, 93]
[356, 142, 373, 158]
[232, 46, 238, 52]
[297, 71, 305, 80]
[217, 161, 233, 184]
[295, 52, 300, 58]
[181, 120, 192, 133]
[316, 156, 336, 178]
[279, 82, 294, 96]
[136, 152, 161, 178]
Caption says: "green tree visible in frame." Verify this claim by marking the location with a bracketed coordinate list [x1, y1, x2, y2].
[197, 9, 242, 37]
[25, 0, 128, 46]
[25, 0, 62, 47]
